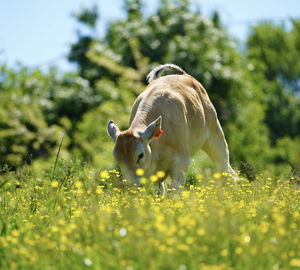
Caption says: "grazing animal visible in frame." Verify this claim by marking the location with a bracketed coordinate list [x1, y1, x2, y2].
[107, 64, 236, 193]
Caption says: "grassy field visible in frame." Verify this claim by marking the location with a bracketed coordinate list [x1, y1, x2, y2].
[0, 159, 299, 270]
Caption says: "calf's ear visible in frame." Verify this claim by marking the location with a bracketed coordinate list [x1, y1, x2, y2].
[141, 116, 163, 141]
[107, 120, 120, 142]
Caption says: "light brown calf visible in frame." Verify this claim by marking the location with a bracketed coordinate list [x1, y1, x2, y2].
[107, 64, 236, 193]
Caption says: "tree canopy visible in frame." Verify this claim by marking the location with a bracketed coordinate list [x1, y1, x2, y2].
[0, 0, 299, 177]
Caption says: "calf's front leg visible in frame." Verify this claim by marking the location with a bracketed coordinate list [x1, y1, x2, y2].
[169, 153, 190, 190]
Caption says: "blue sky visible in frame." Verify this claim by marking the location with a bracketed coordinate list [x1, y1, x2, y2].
[0, 0, 299, 71]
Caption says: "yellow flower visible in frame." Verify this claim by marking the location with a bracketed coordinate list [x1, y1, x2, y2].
[50, 181, 59, 188]
[196, 228, 205, 236]
[186, 237, 194, 244]
[96, 186, 103, 195]
[26, 222, 34, 229]
[58, 219, 65, 226]
[51, 226, 59, 233]
[11, 229, 20, 237]
[100, 170, 110, 179]
[278, 227, 286, 236]
[196, 173, 203, 180]
[221, 249, 228, 257]
[77, 189, 84, 195]
[156, 171, 165, 178]
[235, 247, 242, 254]
[290, 258, 300, 267]
[140, 177, 147, 185]
[259, 221, 269, 233]
[243, 234, 251, 244]
[213, 172, 222, 179]
[75, 181, 83, 189]
[136, 168, 144, 176]
[150, 175, 158, 183]
[177, 244, 189, 251]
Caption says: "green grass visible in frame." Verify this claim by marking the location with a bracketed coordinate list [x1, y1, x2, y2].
[0, 159, 299, 270]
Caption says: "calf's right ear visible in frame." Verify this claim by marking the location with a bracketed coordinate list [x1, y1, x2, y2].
[107, 120, 120, 142]
[141, 116, 162, 141]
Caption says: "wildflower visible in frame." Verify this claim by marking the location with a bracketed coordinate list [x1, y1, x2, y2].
[166, 238, 175, 245]
[196, 173, 203, 181]
[136, 168, 144, 176]
[26, 222, 34, 229]
[196, 228, 205, 236]
[51, 226, 59, 233]
[140, 177, 147, 185]
[243, 235, 251, 244]
[290, 258, 300, 267]
[278, 227, 286, 236]
[58, 219, 65, 226]
[84, 258, 93, 266]
[73, 210, 81, 217]
[186, 237, 194, 244]
[150, 175, 158, 183]
[213, 172, 221, 179]
[11, 229, 20, 237]
[235, 247, 242, 254]
[259, 221, 269, 234]
[77, 189, 84, 195]
[156, 171, 165, 178]
[221, 249, 229, 257]
[249, 207, 257, 217]
[96, 186, 103, 195]
[100, 170, 110, 179]
[119, 227, 127, 237]
[177, 244, 189, 251]
[75, 181, 83, 189]
[50, 181, 59, 188]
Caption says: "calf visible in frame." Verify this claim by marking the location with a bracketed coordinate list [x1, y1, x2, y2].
[107, 64, 236, 192]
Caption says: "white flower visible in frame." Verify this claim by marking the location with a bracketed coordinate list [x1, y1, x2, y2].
[84, 258, 92, 266]
[119, 227, 127, 237]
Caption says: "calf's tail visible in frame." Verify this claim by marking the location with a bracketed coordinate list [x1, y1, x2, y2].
[147, 63, 186, 83]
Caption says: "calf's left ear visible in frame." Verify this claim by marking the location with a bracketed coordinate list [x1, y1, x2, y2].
[107, 120, 120, 142]
[141, 116, 163, 141]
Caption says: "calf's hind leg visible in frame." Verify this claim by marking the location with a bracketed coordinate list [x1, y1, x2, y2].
[202, 122, 236, 176]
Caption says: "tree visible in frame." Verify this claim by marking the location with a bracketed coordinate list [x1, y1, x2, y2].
[247, 21, 300, 142]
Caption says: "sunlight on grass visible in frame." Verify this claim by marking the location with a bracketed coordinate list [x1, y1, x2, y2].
[0, 162, 299, 269]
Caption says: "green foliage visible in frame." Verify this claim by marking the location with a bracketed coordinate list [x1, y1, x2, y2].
[0, 66, 68, 167]
[72, 5, 98, 29]
[247, 21, 300, 88]
[247, 21, 300, 141]
[273, 136, 300, 173]
[0, 0, 298, 177]
[0, 64, 104, 168]
[72, 78, 136, 168]
[125, 0, 143, 20]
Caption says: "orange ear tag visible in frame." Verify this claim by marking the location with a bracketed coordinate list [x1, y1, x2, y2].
[155, 129, 163, 140]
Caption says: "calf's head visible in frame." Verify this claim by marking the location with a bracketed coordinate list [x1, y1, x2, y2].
[107, 116, 162, 186]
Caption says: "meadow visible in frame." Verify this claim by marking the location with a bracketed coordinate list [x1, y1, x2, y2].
[0, 159, 299, 270]
[0, 2, 299, 269]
